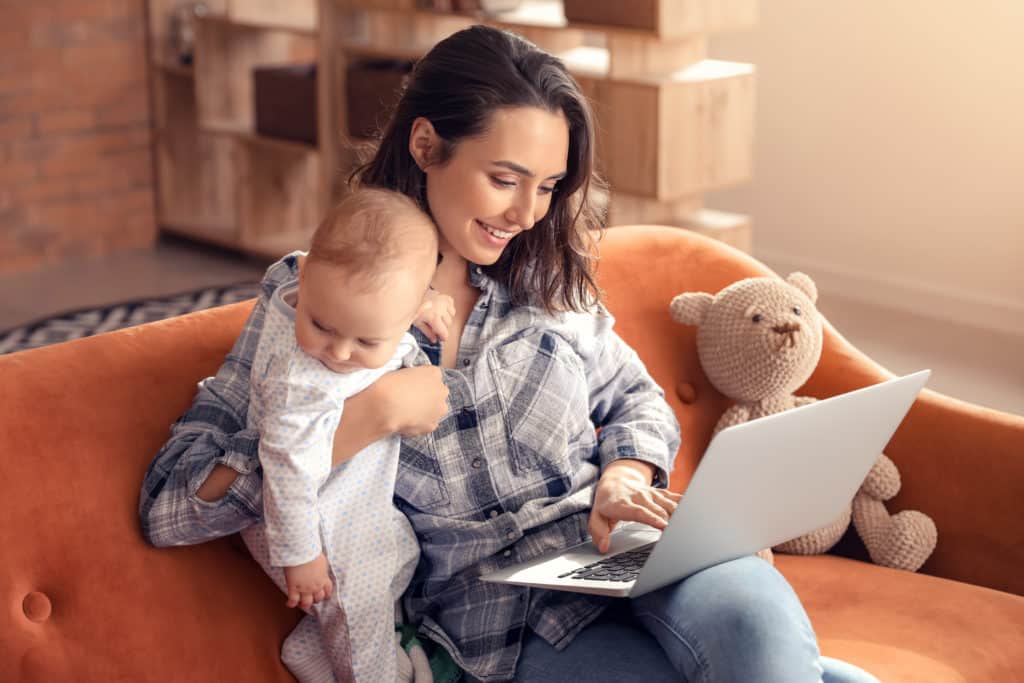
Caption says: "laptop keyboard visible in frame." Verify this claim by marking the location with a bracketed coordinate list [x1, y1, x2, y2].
[558, 543, 655, 582]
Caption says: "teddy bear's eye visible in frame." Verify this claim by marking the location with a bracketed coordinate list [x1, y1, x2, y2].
[792, 307, 802, 316]
[752, 314, 763, 323]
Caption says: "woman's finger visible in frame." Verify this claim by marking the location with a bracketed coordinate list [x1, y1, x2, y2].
[650, 489, 680, 515]
[605, 500, 669, 530]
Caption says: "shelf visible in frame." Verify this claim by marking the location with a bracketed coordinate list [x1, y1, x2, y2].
[335, 0, 755, 39]
[577, 59, 755, 199]
[153, 59, 195, 79]
[201, 10, 318, 36]
[152, 68, 238, 235]
[226, 0, 317, 33]
[195, 15, 318, 132]
[241, 229, 317, 260]
[237, 136, 321, 246]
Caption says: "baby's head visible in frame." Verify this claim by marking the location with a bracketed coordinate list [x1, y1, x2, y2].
[296, 188, 437, 373]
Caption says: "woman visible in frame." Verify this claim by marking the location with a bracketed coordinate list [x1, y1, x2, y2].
[140, 25, 877, 683]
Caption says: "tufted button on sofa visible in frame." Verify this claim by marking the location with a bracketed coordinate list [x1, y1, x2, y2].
[2, 226, 1022, 681]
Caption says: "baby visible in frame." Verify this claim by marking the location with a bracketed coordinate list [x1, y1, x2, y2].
[240, 188, 453, 683]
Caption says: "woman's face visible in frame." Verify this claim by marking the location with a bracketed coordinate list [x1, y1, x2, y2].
[417, 106, 570, 266]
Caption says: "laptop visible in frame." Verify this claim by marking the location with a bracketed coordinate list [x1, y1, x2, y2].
[480, 370, 931, 598]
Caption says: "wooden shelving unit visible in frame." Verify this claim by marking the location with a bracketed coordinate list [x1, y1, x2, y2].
[148, 0, 756, 256]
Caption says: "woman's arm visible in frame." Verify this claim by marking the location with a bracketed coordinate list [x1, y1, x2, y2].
[194, 364, 449, 502]
[569, 308, 683, 551]
[139, 257, 299, 547]
[578, 310, 681, 485]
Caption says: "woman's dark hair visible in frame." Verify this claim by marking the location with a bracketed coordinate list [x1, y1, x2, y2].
[352, 24, 606, 313]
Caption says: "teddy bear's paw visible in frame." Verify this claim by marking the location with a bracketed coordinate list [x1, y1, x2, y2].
[864, 510, 938, 572]
[774, 507, 851, 555]
[859, 453, 901, 501]
[756, 548, 775, 565]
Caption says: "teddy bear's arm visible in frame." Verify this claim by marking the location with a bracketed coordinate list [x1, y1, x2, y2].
[793, 396, 818, 408]
[712, 405, 752, 437]
[860, 453, 901, 501]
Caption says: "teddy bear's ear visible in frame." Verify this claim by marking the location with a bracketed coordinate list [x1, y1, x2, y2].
[786, 272, 818, 303]
[670, 292, 714, 326]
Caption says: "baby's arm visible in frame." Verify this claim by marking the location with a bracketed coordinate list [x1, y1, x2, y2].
[284, 554, 333, 611]
[256, 378, 338, 606]
[413, 289, 456, 343]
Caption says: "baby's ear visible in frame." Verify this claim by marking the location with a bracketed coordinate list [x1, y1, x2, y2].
[785, 272, 818, 304]
[670, 292, 714, 326]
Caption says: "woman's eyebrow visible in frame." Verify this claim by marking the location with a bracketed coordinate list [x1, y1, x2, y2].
[492, 160, 566, 181]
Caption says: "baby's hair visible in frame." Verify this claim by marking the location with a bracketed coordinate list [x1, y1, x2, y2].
[307, 188, 437, 291]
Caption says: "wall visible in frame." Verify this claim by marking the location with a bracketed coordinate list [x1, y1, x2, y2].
[0, 0, 155, 274]
[710, 1, 1024, 336]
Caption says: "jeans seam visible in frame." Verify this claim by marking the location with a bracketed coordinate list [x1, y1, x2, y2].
[634, 608, 711, 683]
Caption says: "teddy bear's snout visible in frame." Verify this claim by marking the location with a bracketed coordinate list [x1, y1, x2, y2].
[771, 322, 802, 350]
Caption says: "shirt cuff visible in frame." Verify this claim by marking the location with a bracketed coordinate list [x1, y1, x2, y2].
[598, 429, 672, 489]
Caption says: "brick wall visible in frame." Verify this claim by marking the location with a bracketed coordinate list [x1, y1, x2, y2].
[0, 0, 155, 274]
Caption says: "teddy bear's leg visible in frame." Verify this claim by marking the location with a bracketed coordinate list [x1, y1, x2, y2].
[774, 505, 852, 555]
[860, 453, 901, 501]
[851, 493, 937, 572]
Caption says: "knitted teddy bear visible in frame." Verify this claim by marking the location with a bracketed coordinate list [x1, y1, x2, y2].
[670, 272, 937, 571]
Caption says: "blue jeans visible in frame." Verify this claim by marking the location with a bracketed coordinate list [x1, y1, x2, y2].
[491, 556, 880, 683]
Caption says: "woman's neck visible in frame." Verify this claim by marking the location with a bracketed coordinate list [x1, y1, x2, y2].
[432, 247, 471, 293]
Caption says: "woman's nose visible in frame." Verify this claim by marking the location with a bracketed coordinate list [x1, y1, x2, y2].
[505, 192, 537, 230]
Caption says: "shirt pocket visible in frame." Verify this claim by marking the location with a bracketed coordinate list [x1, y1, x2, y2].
[396, 434, 451, 512]
[487, 330, 589, 474]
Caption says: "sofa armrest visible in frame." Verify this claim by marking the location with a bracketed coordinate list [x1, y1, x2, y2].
[806, 322, 1024, 596]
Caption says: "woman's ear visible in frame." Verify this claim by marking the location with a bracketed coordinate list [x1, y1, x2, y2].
[409, 117, 440, 171]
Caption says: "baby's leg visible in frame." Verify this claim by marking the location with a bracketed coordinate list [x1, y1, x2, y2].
[319, 438, 413, 683]
[242, 524, 351, 682]
[282, 614, 340, 683]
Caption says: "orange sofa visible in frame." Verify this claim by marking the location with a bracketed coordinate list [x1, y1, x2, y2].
[2, 226, 1022, 682]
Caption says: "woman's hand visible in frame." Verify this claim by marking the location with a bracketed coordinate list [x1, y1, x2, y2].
[369, 365, 450, 437]
[588, 460, 681, 554]
[331, 365, 449, 466]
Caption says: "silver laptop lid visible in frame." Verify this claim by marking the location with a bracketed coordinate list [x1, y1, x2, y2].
[631, 370, 930, 596]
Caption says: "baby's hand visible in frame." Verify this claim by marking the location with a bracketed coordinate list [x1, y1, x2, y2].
[414, 290, 456, 343]
[284, 554, 333, 611]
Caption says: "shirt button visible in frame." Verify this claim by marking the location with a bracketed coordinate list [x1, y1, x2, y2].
[503, 550, 512, 557]
[471, 458, 482, 469]
[462, 358, 471, 367]
[506, 531, 516, 540]
[475, 266, 482, 275]
[489, 510, 499, 519]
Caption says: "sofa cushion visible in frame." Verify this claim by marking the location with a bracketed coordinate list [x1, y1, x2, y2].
[778, 555, 1024, 681]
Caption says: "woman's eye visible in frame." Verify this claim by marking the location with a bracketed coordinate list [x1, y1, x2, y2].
[538, 185, 556, 195]
[490, 176, 516, 188]
[752, 314, 763, 323]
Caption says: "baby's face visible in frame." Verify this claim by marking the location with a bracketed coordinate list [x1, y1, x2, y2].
[295, 259, 429, 373]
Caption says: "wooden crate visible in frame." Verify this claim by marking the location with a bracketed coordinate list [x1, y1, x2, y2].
[236, 135, 322, 255]
[563, 0, 756, 38]
[226, 0, 318, 31]
[152, 69, 238, 238]
[581, 59, 754, 200]
[195, 16, 317, 133]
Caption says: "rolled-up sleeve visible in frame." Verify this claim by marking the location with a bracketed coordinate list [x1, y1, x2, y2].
[138, 256, 300, 546]
[571, 308, 680, 488]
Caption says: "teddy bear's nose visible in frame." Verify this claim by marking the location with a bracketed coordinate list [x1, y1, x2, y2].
[772, 323, 801, 349]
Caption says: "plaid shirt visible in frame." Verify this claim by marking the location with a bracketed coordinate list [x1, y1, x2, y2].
[139, 254, 680, 682]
